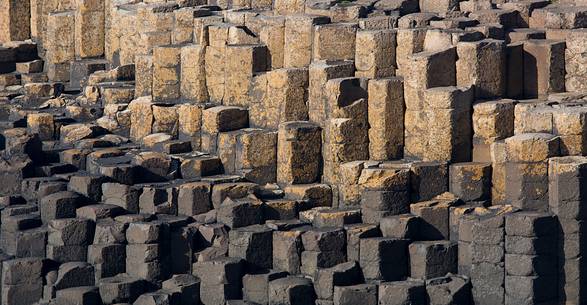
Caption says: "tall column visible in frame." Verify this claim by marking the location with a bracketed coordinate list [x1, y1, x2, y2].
[0, 0, 31, 43]
[549, 156, 587, 305]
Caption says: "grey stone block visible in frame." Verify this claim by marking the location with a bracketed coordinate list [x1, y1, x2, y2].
[333, 284, 377, 305]
[54, 262, 95, 290]
[126, 222, 162, 244]
[48, 218, 95, 246]
[68, 172, 108, 203]
[102, 183, 140, 213]
[243, 270, 288, 305]
[93, 219, 128, 244]
[380, 214, 420, 239]
[300, 251, 346, 277]
[426, 274, 472, 305]
[54, 286, 102, 305]
[359, 237, 408, 281]
[301, 228, 346, 253]
[505, 211, 557, 237]
[272, 229, 305, 274]
[98, 274, 147, 304]
[449, 162, 492, 202]
[314, 261, 362, 300]
[88, 244, 126, 280]
[76, 204, 125, 221]
[378, 280, 427, 305]
[409, 161, 449, 202]
[409, 241, 458, 279]
[360, 190, 410, 214]
[268, 276, 316, 305]
[192, 257, 244, 285]
[505, 254, 557, 276]
[343, 223, 380, 262]
[217, 197, 264, 229]
[47, 244, 88, 263]
[162, 274, 201, 305]
[40, 191, 84, 222]
[229, 224, 274, 271]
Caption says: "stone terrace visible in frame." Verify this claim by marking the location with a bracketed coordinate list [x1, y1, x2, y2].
[1, 0, 587, 304]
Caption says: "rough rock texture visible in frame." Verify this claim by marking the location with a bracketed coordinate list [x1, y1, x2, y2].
[1, 0, 587, 305]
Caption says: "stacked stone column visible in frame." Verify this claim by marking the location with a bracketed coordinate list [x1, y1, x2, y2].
[30, 0, 54, 55]
[273, 227, 307, 275]
[47, 218, 94, 263]
[515, 103, 552, 136]
[259, 16, 286, 69]
[103, 0, 117, 64]
[177, 103, 203, 150]
[469, 207, 512, 305]
[201, 105, 248, 154]
[193, 257, 244, 305]
[126, 221, 163, 282]
[128, 96, 154, 141]
[359, 167, 410, 223]
[0, 0, 31, 43]
[322, 78, 369, 186]
[409, 240, 457, 280]
[458, 212, 475, 277]
[505, 212, 558, 305]
[135, 4, 174, 64]
[367, 78, 404, 161]
[252, 68, 309, 130]
[506, 41, 524, 98]
[217, 128, 277, 184]
[403, 47, 458, 161]
[228, 225, 273, 271]
[151, 104, 178, 136]
[552, 107, 587, 156]
[2, 258, 44, 305]
[313, 23, 357, 62]
[75, 0, 105, 59]
[308, 61, 354, 127]
[27, 113, 55, 142]
[192, 15, 222, 46]
[283, 15, 330, 68]
[395, 28, 426, 77]
[355, 29, 396, 78]
[472, 100, 515, 162]
[337, 161, 370, 207]
[523, 39, 566, 98]
[277, 121, 322, 186]
[505, 133, 560, 211]
[274, 0, 305, 15]
[46, 11, 75, 82]
[359, 237, 408, 281]
[116, 6, 140, 66]
[549, 156, 587, 305]
[449, 162, 492, 203]
[89, 218, 127, 283]
[566, 29, 587, 93]
[472, 99, 515, 205]
[152, 45, 182, 102]
[300, 228, 346, 277]
[180, 44, 208, 103]
[490, 141, 509, 205]
[456, 39, 506, 99]
[135, 54, 154, 97]
[205, 24, 229, 103]
[0, 204, 45, 258]
[173, 7, 200, 44]
[419, 86, 473, 162]
[224, 44, 268, 107]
